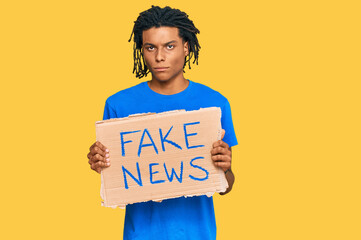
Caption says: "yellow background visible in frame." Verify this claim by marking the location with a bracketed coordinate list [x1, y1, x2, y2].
[1, 0, 360, 239]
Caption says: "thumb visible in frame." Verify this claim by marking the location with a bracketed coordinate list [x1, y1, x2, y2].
[221, 129, 226, 140]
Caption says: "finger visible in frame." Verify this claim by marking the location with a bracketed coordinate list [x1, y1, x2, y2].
[90, 145, 108, 158]
[95, 141, 109, 153]
[90, 163, 102, 173]
[89, 141, 97, 151]
[90, 163, 105, 174]
[90, 153, 110, 165]
[90, 162, 97, 171]
[89, 141, 109, 156]
[214, 161, 231, 169]
[212, 140, 229, 149]
[89, 141, 107, 151]
[221, 129, 225, 140]
[93, 160, 111, 169]
[211, 146, 230, 155]
[211, 154, 231, 163]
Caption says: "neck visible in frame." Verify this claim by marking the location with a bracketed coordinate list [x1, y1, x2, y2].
[148, 76, 189, 95]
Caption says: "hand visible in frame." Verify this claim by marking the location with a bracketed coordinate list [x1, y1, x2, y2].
[87, 141, 110, 174]
[211, 129, 232, 172]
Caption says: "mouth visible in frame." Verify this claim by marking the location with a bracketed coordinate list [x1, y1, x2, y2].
[154, 67, 169, 72]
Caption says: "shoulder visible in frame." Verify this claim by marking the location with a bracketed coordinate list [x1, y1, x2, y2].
[105, 82, 146, 106]
[191, 81, 230, 105]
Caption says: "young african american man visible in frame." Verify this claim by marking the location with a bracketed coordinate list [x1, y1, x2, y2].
[87, 5, 238, 240]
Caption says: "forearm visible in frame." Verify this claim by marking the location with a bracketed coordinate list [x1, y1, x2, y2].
[220, 169, 235, 195]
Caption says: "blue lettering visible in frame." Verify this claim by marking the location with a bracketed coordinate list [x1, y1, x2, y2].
[183, 122, 205, 149]
[120, 130, 141, 156]
[122, 162, 142, 189]
[138, 128, 158, 157]
[149, 163, 165, 184]
[189, 156, 209, 181]
[159, 126, 182, 151]
[163, 162, 183, 183]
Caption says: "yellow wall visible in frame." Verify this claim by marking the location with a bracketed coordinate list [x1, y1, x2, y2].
[1, 0, 360, 239]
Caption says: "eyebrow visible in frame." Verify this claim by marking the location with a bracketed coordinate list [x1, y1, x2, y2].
[143, 40, 177, 47]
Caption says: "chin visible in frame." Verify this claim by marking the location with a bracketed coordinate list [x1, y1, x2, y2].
[152, 74, 172, 82]
[157, 78, 171, 82]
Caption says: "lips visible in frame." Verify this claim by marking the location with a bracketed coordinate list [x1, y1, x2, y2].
[154, 67, 169, 72]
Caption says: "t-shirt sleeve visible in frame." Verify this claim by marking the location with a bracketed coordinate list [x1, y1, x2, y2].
[103, 99, 117, 120]
[221, 99, 238, 148]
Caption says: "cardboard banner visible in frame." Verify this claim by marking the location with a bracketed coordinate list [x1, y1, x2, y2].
[95, 107, 228, 208]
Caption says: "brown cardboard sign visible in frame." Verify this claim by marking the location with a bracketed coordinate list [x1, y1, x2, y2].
[95, 107, 228, 208]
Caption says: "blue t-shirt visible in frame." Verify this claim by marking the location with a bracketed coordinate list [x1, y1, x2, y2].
[103, 80, 238, 240]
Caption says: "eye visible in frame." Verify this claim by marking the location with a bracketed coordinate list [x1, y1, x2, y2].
[167, 45, 174, 49]
[146, 46, 155, 51]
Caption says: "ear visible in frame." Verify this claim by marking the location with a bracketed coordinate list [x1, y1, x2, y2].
[184, 41, 189, 56]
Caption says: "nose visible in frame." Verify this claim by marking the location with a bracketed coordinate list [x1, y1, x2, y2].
[155, 48, 165, 62]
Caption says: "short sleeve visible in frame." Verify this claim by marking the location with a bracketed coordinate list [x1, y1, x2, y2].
[221, 99, 238, 148]
[103, 99, 117, 120]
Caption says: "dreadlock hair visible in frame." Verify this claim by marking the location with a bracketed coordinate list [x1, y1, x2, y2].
[128, 5, 201, 79]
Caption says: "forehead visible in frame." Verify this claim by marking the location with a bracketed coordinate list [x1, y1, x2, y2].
[142, 26, 182, 45]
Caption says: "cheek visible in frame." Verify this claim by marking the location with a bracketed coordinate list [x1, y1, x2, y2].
[170, 51, 185, 66]
[142, 53, 148, 62]
[142, 54, 152, 67]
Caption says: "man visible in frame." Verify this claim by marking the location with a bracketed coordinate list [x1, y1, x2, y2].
[87, 5, 237, 240]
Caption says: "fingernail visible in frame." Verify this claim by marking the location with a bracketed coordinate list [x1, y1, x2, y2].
[106, 158, 110, 162]
[106, 154, 109, 158]
[106, 149, 109, 152]
[106, 162, 110, 166]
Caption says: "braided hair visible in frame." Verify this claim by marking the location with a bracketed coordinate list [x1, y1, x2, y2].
[128, 5, 201, 79]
